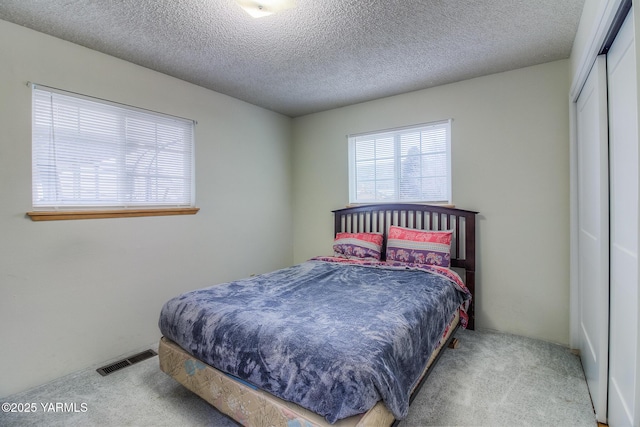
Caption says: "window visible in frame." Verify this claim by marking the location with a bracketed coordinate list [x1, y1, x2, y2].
[348, 120, 451, 204]
[31, 84, 195, 215]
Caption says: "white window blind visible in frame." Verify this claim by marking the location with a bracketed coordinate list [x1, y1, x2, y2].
[32, 85, 195, 209]
[348, 120, 451, 204]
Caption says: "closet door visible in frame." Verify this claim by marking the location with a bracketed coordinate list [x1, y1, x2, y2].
[606, 9, 638, 427]
[576, 54, 610, 423]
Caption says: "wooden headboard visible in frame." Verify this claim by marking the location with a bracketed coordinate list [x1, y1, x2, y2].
[333, 204, 478, 330]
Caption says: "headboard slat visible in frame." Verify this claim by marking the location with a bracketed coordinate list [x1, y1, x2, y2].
[333, 203, 478, 329]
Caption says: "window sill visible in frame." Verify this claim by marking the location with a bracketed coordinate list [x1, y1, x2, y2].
[26, 207, 200, 221]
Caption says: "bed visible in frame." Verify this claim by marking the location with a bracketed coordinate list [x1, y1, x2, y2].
[158, 203, 478, 426]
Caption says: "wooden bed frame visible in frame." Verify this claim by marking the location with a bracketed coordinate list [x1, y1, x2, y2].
[333, 203, 478, 329]
[159, 204, 478, 426]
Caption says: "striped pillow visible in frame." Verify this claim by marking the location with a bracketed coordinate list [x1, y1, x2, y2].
[333, 232, 384, 260]
[385, 226, 453, 267]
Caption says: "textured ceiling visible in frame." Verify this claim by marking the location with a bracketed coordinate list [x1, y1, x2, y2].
[0, 0, 585, 117]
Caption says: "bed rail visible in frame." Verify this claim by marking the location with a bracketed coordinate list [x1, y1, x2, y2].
[333, 204, 478, 329]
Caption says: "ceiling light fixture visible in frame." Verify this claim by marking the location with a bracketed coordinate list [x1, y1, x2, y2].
[235, 0, 296, 18]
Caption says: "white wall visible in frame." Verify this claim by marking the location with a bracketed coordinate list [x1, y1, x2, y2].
[0, 20, 292, 397]
[292, 60, 571, 345]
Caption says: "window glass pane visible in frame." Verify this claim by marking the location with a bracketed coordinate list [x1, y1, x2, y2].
[355, 139, 375, 160]
[356, 160, 375, 181]
[375, 158, 394, 180]
[400, 132, 421, 155]
[421, 176, 448, 201]
[376, 180, 395, 200]
[356, 181, 376, 201]
[423, 128, 447, 153]
[374, 137, 394, 159]
[421, 153, 447, 176]
[400, 152, 422, 200]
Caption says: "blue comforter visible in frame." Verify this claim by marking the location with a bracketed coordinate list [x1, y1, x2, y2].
[159, 259, 470, 423]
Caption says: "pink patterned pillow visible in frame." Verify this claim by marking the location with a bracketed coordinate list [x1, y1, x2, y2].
[385, 226, 453, 267]
[333, 232, 384, 260]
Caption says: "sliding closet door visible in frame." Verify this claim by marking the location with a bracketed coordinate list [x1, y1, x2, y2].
[606, 9, 639, 427]
[576, 55, 609, 423]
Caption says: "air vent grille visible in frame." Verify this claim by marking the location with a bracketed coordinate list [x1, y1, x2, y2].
[96, 349, 157, 376]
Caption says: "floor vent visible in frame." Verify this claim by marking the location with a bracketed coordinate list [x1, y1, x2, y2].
[97, 349, 157, 376]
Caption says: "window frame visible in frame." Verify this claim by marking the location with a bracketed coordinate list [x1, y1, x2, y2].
[29, 84, 198, 220]
[348, 119, 452, 205]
